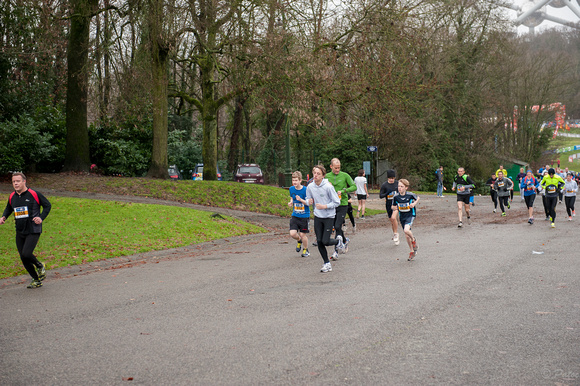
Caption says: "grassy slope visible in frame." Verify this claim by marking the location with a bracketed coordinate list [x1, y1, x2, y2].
[547, 127, 580, 171]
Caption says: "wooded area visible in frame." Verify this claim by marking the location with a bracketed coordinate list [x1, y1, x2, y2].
[1, 0, 579, 188]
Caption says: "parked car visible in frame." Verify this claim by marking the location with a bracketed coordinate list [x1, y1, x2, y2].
[168, 165, 183, 180]
[235, 164, 264, 184]
[192, 163, 223, 181]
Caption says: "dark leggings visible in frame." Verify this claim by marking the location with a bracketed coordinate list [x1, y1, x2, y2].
[15, 233, 42, 280]
[333, 205, 348, 241]
[314, 216, 340, 264]
[346, 203, 355, 227]
[490, 190, 498, 209]
[542, 195, 550, 218]
[498, 196, 509, 213]
[565, 196, 576, 217]
[546, 196, 558, 221]
[524, 194, 535, 209]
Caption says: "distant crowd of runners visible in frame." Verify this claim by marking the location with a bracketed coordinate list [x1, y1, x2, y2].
[287, 161, 577, 274]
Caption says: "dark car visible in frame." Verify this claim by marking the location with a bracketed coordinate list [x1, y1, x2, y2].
[192, 163, 223, 181]
[168, 165, 183, 180]
[235, 164, 264, 184]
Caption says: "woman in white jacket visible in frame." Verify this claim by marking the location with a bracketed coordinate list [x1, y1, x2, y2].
[306, 165, 345, 273]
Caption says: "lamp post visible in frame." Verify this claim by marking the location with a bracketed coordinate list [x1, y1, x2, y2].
[284, 116, 292, 187]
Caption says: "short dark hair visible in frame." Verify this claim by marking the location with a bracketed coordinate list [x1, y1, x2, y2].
[12, 172, 26, 180]
[358, 169, 364, 176]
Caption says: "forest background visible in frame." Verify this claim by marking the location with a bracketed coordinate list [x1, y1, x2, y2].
[1, 0, 579, 191]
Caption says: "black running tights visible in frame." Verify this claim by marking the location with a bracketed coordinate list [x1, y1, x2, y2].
[314, 216, 339, 264]
[15, 233, 42, 280]
[565, 196, 576, 217]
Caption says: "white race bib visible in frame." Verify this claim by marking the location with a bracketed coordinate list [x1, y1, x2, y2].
[14, 206, 29, 219]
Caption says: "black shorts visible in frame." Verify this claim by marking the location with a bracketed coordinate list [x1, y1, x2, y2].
[289, 217, 309, 233]
[457, 195, 470, 205]
[400, 214, 415, 228]
[386, 200, 394, 218]
[524, 194, 536, 209]
[357, 194, 367, 201]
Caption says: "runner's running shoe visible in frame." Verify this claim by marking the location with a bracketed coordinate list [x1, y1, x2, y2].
[467, 216, 471, 225]
[412, 238, 418, 252]
[502, 212, 506, 217]
[37, 262, 46, 281]
[320, 262, 332, 273]
[343, 238, 350, 254]
[330, 251, 338, 261]
[408, 251, 415, 261]
[551, 222, 556, 228]
[295, 241, 302, 253]
[393, 233, 400, 245]
[569, 217, 572, 221]
[493, 209, 496, 213]
[458, 222, 463, 228]
[336, 235, 345, 253]
[301, 249, 310, 257]
[27, 279, 42, 288]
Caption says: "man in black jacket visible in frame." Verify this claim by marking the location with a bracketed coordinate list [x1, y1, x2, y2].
[1, 172, 51, 288]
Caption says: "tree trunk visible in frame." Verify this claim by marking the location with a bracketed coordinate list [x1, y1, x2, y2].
[146, 0, 169, 179]
[228, 94, 246, 172]
[63, 0, 97, 172]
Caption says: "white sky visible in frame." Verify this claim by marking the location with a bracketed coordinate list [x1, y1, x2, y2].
[503, 0, 580, 33]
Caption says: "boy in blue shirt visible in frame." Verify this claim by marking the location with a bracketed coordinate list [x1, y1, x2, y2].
[288, 171, 310, 257]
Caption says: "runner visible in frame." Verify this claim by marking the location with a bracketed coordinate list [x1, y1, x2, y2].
[391, 179, 420, 261]
[0, 172, 52, 288]
[326, 158, 356, 260]
[564, 172, 578, 221]
[538, 170, 550, 221]
[540, 168, 565, 228]
[485, 173, 498, 213]
[495, 164, 508, 177]
[288, 171, 310, 257]
[493, 171, 513, 216]
[452, 167, 475, 227]
[379, 169, 400, 244]
[306, 165, 345, 273]
[520, 170, 539, 224]
[516, 168, 526, 201]
[354, 169, 368, 219]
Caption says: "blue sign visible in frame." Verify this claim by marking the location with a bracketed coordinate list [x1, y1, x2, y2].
[367, 146, 378, 152]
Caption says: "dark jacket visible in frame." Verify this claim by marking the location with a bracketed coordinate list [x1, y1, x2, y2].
[2, 189, 51, 234]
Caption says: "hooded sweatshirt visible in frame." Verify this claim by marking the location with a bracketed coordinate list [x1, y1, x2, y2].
[306, 178, 340, 219]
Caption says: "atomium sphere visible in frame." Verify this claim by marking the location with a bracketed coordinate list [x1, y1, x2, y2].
[519, 0, 545, 27]
[549, 0, 566, 8]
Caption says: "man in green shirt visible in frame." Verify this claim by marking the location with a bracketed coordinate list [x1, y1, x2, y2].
[327, 158, 357, 259]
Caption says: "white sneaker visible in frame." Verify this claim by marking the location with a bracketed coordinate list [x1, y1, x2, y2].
[320, 262, 332, 272]
[393, 233, 400, 245]
[342, 238, 349, 254]
[335, 235, 345, 253]
[330, 251, 338, 261]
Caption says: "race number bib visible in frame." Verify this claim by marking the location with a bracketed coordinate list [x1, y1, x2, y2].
[398, 203, 411, 212]
[294, 202, 305, 214]
[498, 181, 504, 188]
[387, 192, 395, 200]
[547, 186, 556, 194]
[14, 206, 29, 219]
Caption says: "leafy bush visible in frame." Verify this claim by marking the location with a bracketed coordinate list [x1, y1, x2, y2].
[89, 118, 153, 176]
[0, 111, 62, 174]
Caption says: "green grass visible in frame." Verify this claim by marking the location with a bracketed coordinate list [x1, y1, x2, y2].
[0, 197, 265, 279]
[548, 127, 580, 171]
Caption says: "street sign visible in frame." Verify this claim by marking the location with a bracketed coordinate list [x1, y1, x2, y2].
[367, 146, 378, 152]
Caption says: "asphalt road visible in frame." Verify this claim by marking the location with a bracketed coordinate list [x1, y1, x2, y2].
[1, 194, 579, 385]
